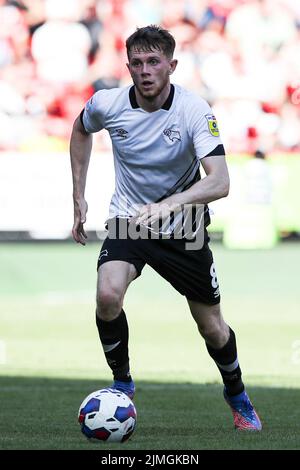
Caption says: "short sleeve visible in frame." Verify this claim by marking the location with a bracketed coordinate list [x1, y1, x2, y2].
[82, 90, 107, 133]
[188, 97, 223, 159]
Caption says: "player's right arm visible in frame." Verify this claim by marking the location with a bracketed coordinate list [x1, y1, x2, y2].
[70, 113, 93, 245]
[70, 89, 111, 243]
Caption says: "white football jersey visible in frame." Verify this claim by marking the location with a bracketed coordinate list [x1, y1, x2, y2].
[82, 84, 224, 234]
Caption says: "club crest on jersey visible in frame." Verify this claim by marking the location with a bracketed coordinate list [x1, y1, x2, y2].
[115, 128, 128, 139]
[205, 114, 219, 137]
[163, 128, 181, 142]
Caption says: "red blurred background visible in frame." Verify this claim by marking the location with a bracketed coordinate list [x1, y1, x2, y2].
[1, 0, 300, 155]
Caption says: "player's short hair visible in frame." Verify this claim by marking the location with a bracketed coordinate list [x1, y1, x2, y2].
[126, 25, 176, 60]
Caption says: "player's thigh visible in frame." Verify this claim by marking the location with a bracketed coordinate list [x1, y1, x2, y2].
[97, 260, 137, 304]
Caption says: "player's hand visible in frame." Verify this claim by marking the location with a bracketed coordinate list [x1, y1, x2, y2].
[72, 198, 88, 245]
[135, 202, 171, 227]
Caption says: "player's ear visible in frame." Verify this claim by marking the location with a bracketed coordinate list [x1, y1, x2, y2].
[126, 62, 133, 76]
[169, 59, 178, 74]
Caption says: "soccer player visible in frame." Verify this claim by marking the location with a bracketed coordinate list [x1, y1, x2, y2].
[70, 25, 262, 431]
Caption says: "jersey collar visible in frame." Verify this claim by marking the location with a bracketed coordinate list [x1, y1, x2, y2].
[129, 84, 175, 111]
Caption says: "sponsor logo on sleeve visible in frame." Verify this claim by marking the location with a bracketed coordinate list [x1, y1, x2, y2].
[205, 114, 220, 137]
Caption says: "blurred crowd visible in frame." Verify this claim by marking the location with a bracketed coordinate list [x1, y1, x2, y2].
[1, 0, 300, 154]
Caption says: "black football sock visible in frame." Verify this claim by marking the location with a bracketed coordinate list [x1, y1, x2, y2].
[96, 309, 132, 382]
[206, 327, 244, 397]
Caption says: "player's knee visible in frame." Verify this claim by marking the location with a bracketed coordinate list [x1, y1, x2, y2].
[96, 288, 123, 321]
[198, 322, 217, 340]
[198, 320, 229, 348]
[198, 320, 223, 342]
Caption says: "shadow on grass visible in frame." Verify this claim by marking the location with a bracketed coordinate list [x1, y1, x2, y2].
[0, 376, 299, 450]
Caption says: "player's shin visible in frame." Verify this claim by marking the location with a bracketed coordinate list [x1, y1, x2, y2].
[96, 309, 132, 382]
[206, 327, 244, 396]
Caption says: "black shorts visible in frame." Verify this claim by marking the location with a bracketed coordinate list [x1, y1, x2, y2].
[97, 221, 221, 305]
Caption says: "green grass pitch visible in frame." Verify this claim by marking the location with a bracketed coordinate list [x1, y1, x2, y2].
[0, 241, 299, 450]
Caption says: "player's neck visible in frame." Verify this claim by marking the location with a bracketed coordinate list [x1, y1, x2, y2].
[135, 83, 171, 113]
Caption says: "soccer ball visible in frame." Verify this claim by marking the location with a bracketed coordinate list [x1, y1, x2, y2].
[78, 388, 137, 443]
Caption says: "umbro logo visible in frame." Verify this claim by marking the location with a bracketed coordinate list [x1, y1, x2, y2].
[163, 128, 181, 142]
[115, 128, 128, 139]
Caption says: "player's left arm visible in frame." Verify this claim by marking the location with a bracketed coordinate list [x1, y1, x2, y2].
[166, 153, 230, 207]
[135, 154, 229, 226]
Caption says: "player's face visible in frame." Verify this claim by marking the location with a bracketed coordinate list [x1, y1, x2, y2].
[127, 48, 177, 100]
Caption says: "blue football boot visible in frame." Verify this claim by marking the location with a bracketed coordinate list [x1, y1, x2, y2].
[224, 388, 262, 431]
